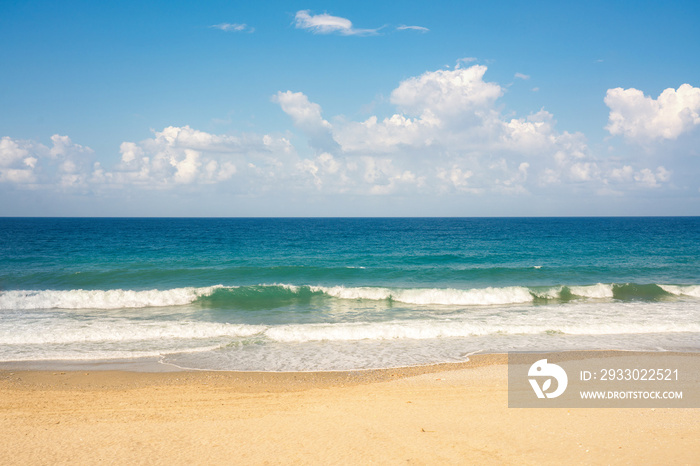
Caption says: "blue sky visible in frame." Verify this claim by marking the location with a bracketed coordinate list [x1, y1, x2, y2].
[1, 0, 699, 216]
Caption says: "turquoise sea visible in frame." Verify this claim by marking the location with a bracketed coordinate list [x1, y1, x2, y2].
[1, 217, 698, 370]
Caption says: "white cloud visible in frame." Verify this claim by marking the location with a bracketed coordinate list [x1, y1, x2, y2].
[633, 166, 671, 188]
[514, 72, 530, 80]
[396, 25, 429, 32]
[0, 127, 294, 192]
[335, 113, 439, 153]
[273, 91, 338, 153]
[540, 168, 560, 185]
[49, 134, 92, 159]
[294, 10, 380, 36]
[274, 64, 675, 197]
[205, 160, 237, 183]
[604, 165, 672, 190]
[369, 169, 421, 195]
[106, 126, 292, 187]
[1, 168, 36, 184]
[170, 149, 201, 184]
[502, 110, 558, 153]
[363, 158, 423, 195]
[634, 168, 657, 187]
[210, 23, 254, 33]
[390, 65, 503, 120]
[437, 165, 474, 191]
[569, 162, 598, 182]
[144, 125, 244, 152]
[0, 135, 93, 188]
[293, 150, 425, 195]
[119, 142, 143, 164]
[273, 92, 330, 131]
[456, 57, 477, 67]
[0, 137, 38, 184]
[2, 64, 685, 208]
[605, 84, 700, 143]
[656, 166, 671, 182]
[0, 136, 30, 167]
[609, 165, 634, 182]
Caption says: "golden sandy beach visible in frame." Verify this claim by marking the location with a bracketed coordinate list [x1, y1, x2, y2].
[1, 353, 698, 465]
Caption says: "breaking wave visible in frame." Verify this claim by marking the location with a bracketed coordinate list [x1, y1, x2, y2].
[0, 286, 223, 310]
[1, 282, 697, 311]
[2, 314, 698, 347]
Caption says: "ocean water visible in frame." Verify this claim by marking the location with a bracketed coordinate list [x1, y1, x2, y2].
[0, 217, 698, 371]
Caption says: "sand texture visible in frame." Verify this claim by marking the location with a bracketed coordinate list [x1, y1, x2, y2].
[1, 354, 698, 465]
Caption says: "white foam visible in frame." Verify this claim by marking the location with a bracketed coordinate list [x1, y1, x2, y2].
[311, 285, 535, 306]
[263, 318, 700, 343]
[568, 283, 614, 298]
[265, 321, 500, 342]
[310, 285, 392, 301]
[1, 296, 698, 366]
[659, 285, 700, 298]
[274, 284, 301, 293]
[0, 321, 265, 345]
[531, 286, 563, 300]
[0, 343, 226, 362]
[0, 286, 224, 310]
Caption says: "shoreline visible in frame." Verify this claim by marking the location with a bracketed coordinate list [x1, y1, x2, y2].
[0, 353, 508, 391]
[2, 350, 699, 464]
[1, 349, 697, 390]
[3, 346, 699, 374]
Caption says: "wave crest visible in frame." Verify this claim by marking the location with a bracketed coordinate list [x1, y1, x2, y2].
[2, 282, 697, 310]
[0, 286, 223, 310]
[311, 285, 534, 305]
[659, 285, 700, 298]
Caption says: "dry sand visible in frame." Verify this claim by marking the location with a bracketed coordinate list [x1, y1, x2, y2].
[1, 353, 698, 465]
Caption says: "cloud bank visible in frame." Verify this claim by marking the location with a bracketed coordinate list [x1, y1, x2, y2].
[274, 64, 674, 196]
[2, 63, 694, 214]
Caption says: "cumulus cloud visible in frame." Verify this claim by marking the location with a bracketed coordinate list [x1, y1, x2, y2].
[335, 113, 440, 154]
[0, 135, 93, 188]
[141, 125, 245, 153]
[605, 84, 700, 143]
[275, 64, 673, 196]
[102, 126, 292, 187]
[2, 64, 682, 206]
[437, 165, 474, 192]
[0, 136, 30, 168]
[273, 91, 339, 153]
[294, 10, 380, 36]
[119, 142, 143, 164]
[633, 166, 671, 188]
[1, 127, 296, 193]
[390, 65, 503, 120]
[294, 150, 424, 195]
[328, 66, 505, 153]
